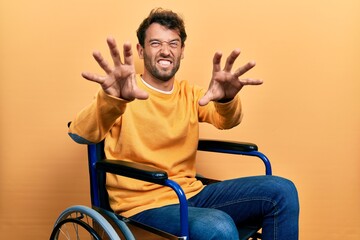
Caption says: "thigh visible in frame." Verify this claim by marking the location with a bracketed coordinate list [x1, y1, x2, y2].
[188, 175, 298, 226]
[131, 205, 239, 240]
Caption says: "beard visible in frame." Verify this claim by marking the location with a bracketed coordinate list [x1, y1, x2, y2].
[143, 52, 181, 82]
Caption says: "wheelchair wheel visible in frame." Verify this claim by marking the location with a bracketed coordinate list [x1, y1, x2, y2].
[50, 205, 121, 240]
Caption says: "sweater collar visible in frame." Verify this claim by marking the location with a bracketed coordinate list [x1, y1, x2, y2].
[140, 77, 174, 95]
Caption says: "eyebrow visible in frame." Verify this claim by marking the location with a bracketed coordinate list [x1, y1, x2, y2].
[148, 38, 181, 42]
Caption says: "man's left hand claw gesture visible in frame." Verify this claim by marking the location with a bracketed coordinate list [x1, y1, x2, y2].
[199, 49, 263, 106]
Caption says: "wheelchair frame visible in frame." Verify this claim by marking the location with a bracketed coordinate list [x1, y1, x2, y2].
[51, 139, 272, 240]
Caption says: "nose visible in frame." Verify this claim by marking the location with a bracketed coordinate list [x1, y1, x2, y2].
[159, 43, 171, 55]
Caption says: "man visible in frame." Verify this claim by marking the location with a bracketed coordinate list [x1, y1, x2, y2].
[69, 8, 299, 240]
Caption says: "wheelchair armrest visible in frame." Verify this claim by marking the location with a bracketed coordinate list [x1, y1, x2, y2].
[198, 139, 258, 153]
[95, 159, 189, 236]
[198, 139, 272, 175]
[96, 159, 168, 185]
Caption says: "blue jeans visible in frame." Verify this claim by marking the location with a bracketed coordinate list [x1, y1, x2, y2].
[131, 176, 299, 240]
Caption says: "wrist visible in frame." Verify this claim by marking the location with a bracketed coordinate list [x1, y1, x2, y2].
[216, 98, 234, 103]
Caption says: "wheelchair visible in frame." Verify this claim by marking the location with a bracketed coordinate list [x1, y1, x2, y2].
[50, 136, 272, 240]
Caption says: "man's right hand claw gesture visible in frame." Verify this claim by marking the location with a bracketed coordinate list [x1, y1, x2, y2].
[81, 37, 149, 101]
[199, 49, 263, 106]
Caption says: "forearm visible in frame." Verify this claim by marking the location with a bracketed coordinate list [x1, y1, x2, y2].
[199, 95, 243, 130]
[68, 89, 128, 144]
[213, 95, 243, 129]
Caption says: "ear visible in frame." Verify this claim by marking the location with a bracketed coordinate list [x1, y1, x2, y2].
[180, 45, 185, 59]
[137, 43, 144, 59]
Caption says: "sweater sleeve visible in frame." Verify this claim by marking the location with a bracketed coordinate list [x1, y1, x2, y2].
[68, 89, 129, 144]
[198, 94, 243, 130]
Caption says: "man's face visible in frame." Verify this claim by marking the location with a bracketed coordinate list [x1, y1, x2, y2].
[137, 23, 184, 82]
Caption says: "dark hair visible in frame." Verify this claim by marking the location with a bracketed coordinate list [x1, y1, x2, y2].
[137, 8, 187, 47]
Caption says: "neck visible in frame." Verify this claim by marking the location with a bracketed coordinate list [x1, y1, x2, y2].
[141, 72, 175, 92]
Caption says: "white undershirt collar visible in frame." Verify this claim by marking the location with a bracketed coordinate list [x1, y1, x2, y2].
[141, 77, 174, 95]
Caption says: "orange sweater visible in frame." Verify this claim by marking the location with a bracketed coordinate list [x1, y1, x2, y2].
[69, 75, 243, 217]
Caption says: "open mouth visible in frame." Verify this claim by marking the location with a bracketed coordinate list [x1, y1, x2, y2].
[158, 59, 172, 68]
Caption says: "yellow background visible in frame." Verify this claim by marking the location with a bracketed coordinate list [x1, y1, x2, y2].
[1, 0, 359, 239]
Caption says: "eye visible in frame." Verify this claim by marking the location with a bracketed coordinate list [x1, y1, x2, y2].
[169, 41, 180, 48]
[149, 41, 161, 48]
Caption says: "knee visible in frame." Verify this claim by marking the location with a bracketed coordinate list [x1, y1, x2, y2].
[190, 209, 239, 240]
[269, 176, 299, 214]
[271, 176, 298, 194]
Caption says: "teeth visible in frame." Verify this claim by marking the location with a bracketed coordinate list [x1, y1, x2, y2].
[159, 60, 171, 67]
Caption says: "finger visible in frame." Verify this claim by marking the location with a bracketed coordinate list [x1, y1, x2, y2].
[212, 52, 223, 73]
[107, 37, 122, 66]
[81, 72, 106, 84]
[122, 42, 134, 65]
[92, 51, 112, 74]
[234, 61, 256, 78]
[121, 75, 149, 101]
[223, 49, 241, 72]
[133, 88, 149, 100]
[198, 90, 217, 106]
[239, 78, 263, 86]
[198, 95, 211, 106]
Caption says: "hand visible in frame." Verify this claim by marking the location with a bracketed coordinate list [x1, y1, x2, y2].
[199, 49, 263, 106]
[81, 37, 148, 101]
